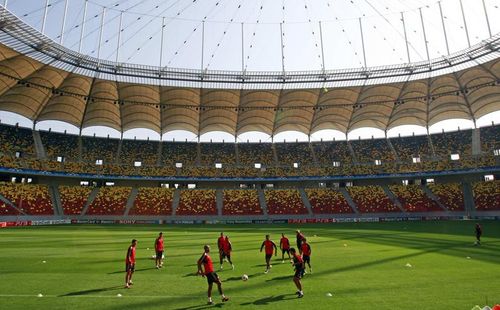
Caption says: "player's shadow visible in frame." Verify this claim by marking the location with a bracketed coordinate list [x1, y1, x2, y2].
[107, 267, 156, 274]
[60, 286, 123, 296]
[240, 294, 296, 306]
[265, 275, 291, 282]
[174, 303, 225, 310]
[224, 272, 264, 282]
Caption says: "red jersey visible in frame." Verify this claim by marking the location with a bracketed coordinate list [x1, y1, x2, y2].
[280, 237, 290, 250]
[218, 236, 225, 249]
[301, 242, 311, 256]
[126, 245, 136, 264]
[155, 237, 164, 252]
[222, 237, 231, 254]
[292, 253, 304, 270]
[199, 253, 214, 275]
[262, 240, 276, 255]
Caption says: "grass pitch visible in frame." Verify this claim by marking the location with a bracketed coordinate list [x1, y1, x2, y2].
[0, 221, 499, 310]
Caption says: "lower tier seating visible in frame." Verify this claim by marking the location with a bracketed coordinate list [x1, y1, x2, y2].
[59, 186, 93, 215]
[473, 181, 500, 211]
[222, 190, 263, 215]
[264, 189, 308, 215]
[347, 186, 400, 213]
[389, 185, 442, 212]
[176, 190, 217, 216]
[86, 187, 131, 215]
[305, 188, 354, 214]
[129, 187, 174, 216]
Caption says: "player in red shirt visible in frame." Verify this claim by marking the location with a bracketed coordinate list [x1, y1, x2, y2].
[222, 236, 234, 270]
[260, 235, 277, 274]
[217, 232, 226, 269]
[154, 232, 164, 269]
[125, 239, 137, 288]
[300, 238, 312, 273]
[296, 230, 306, 254]
[290, 247, 305, 298]
[279, 233, 291, 263]
[197, 245, 229, 305]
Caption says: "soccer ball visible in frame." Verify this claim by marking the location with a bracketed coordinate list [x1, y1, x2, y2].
[241, 274, 249, 281]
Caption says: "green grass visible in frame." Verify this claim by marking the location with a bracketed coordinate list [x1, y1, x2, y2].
[0, 221, 499, 309]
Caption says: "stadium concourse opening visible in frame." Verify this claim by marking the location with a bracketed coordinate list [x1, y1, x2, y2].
[0, 0, 499, 309]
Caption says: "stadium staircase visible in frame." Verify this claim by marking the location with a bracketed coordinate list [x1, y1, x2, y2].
[48, 184, 63, 216]
[80, 187, 100, 216]
[156, 141, 163, 166]
[339, 188, 359, 214]
[271, 144, 279, 165]
[32, 130, 47, 159]
[216, 189, 223, 216]
[171, 189, 181, 216]
[308, 144, 318, 164]
[347, 141, 359, 163]
[234, 144, 240, 165]
[115, 139, 123, 164]
[0, 193, 25, 215]
[123, 188, 139, 216]
[386, 138, 400, 162]
[382, 185, 406, 212]
[421, 185, 448, 211]
[427, 134, 437, 158]
[196, 144, 201, 166]
[77, 136, 83, 162]
[298, 188, 314, 215]
[462, 182, 475, 213]
[257, 189, 269, 216]
[472, 128, 481, 155]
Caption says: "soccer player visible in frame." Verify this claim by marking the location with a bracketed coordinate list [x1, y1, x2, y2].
[279, 233, 291, 263]
[197, 245, 229, 305]
[154, 232, 164, 269]
[475, 223, 482, 245]
[300, 238, 312, 273]
[222, 236, 234, 270]
[217, 232, 226, 269]
[290, 247, 305, 298]
[260, 234, 277, 273]
[296, 230, 305, 254]
[125, 239, 137, 289]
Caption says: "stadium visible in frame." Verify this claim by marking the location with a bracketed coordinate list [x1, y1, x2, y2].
[0, 0, 499, 309]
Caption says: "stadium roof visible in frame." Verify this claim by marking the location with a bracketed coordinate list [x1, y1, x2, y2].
[0, 4, 499, 136]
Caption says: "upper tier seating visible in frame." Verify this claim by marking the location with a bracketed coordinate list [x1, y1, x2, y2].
[0, 125, 35, 157]
[264, 189, 308, 215]
[305, 188, 353, 214]
[237, 143, 275, 165]
[162, 142, 197, 165]
[473, 181, 500, 211]
[129, 187, 173, 215]
[40, 131, 80, 161]
[275, 143, 313, 165]
[311, 140, 352, 165]
[59, 185, 93, 215]
[86, 187, 131, 215]
[222, 189, 263, 215]
[390, 135, 433, 160]
[427, 183, 464, 211]
[350, 138, 395, 163]
[200, 143, 236, 165]
[119, 139, 159, 166]
[347, 186, 399, 213]
[176, 189, 217, 215]
[389, 185, 442, 212]
[0, 182, 53, 215]
[431, 130, 472, 157]
[480, 125, 500, 154]
[81, 136, 119, 163]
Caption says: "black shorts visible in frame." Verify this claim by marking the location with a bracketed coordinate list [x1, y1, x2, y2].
[125, 263, 135, 272]
[265, 254, 272, 260]
[297, 241, 302, 249]
[282, 248, 290, 255]
[206, 272, 220, 284]
[156, 250, 164, 260]
[303, 255, 310, 263]
[294, 269, 305, 279]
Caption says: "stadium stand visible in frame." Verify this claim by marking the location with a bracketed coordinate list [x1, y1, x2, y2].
[350, 138, 395, 162]
[86, 187, 131, 215]
[264, 189, 308, 215]
[81, 136, 119, 163]
[200, 143, 236, 165]
[347, 186, 400, 213]
[305, 188, 354, 214]
[480, 125, 500, 153]
[427, 183, 464, 211]
[0, 124, 35, 158]
[222, 189, 263, 215]
[40, 131, 80, 161]
[389, 185, 442, 212]
[176, 189, 217, 215]
[390, 134, 433, 160]
[431, 129, 472, 157]
[311, 140, 352, 165]
[162, 142, 198, 165]
[237, 143, 274, 165]
[473, 181, 500, 211]
[275, 142, 312, 165]
[129, 187, 173, 216]
[59, 185, 93, 215]
[119, 139, 159, 166]
[0, 182, 53, 215]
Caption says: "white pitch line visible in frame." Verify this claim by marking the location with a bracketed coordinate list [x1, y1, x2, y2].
[0, 294, 266, 299]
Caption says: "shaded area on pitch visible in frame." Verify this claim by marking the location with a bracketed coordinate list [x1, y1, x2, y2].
[60, 286, 123, 296]
[240, 293, 297, 306]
